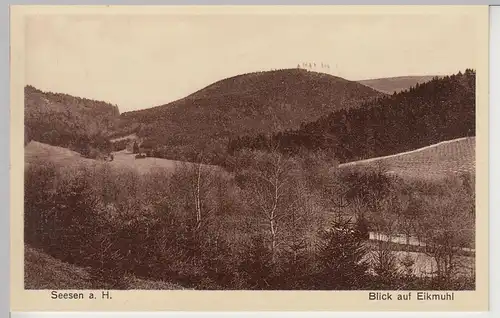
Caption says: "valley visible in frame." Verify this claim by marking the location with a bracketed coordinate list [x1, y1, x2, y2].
[23, 69, 476, 291]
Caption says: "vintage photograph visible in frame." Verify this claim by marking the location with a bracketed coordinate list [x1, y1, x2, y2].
[20, 7, 482, 295]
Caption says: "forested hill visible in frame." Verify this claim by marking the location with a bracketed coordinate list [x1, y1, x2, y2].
[24, 85, 121, 156]
[115, 69, 384, 164]
[228, 69, 476, 163]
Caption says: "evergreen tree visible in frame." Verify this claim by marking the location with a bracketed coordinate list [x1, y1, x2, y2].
[370, 241, 401, 289]
[315, 218, 370, 290]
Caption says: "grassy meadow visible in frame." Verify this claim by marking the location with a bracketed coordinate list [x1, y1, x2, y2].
[338, 137, 475, 181]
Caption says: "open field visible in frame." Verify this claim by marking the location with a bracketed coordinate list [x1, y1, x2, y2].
[25, 141, 89, 166]
[110, 149, 207, 175]
[338, 137, 475, 180]
[25, 141, 223, 176]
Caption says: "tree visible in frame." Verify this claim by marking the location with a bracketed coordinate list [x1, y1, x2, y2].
[418, 180, 475, 282]
[370, 240, 400, 288]
[315, 217, 370, 289]
[234, 148, 317, 264]
[396, 193, 419, 250]
[162, 155, 225, 281]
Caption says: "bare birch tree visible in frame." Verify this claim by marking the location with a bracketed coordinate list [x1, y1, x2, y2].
[234, 147, 317, 263]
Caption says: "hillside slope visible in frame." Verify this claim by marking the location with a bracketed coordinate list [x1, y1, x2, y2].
[339, 137, 475, 180]
[117, 69, 384, 164]
[358, 75, 440, 94]
[229, 70, 476, 164]
[25, 244, 185, 290]
[25, 85, 121, 153]
[25, 140, 224, 176]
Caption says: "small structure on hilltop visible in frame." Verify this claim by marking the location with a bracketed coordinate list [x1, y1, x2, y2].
[297, 61, 331, 72]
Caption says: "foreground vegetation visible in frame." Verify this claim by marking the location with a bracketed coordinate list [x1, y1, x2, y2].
[25, 244, 185, 290]
[25, 147, 475, 290]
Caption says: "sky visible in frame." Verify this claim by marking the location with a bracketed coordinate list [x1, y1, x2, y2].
[25, 11, 480, 113]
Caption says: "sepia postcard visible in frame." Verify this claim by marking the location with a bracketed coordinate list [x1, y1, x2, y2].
[10, 5, 489, 312]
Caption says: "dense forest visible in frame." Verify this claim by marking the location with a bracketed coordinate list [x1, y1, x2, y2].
[227, 70, 476, 163]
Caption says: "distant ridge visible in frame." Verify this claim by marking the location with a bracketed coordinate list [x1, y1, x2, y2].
[358, 75, 442, 94]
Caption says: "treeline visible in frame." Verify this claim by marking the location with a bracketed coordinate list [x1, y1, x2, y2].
[25, 85, 120, 119]
[25, 149, 474, 290]
[146, 143, 230, 166]
[227, 70, 476, 163]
